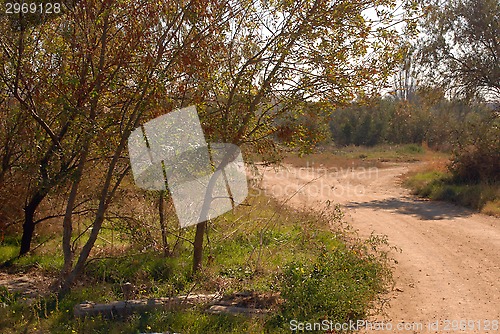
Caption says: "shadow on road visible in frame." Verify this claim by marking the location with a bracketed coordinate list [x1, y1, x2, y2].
[345, 197, 473, 220]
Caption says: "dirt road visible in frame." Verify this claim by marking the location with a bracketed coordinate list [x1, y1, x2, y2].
[257, 163, 499, 333]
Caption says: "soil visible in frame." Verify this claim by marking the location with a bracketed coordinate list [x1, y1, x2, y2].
[257, 162, 499, 333]
[0, 270, 53, 302]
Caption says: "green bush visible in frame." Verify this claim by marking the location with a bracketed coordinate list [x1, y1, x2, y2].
[276, 246, 389, 325]
[396, 144, 424, 155]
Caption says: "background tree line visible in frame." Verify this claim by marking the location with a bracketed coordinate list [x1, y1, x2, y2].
[328, 91, 496, 151]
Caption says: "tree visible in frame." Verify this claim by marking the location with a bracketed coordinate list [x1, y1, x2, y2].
[0, 9, 90, 256]
[58, 0, 232, 291]
[392, 45, 419, 102]
[0, 96, 28, 241]
[1, 0, 418, 287]
[419, 0, 499, 182]
[189, 0, 416, 272]
[419, 0, 500, 100]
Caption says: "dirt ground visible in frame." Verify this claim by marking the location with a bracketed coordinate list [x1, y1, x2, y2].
[0, 271, 53, 302]
[257, 162, 499, 333]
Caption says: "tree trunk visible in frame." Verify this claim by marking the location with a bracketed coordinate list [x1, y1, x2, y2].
[192, 146, 238, 274]
[19, 191, 45, 256]
[192, 221, 206, 273]
[159, 190, 169, 257]
[59, 138, 131, 294]
[62, 144, 90, 276]
[192, 169, 221, 273]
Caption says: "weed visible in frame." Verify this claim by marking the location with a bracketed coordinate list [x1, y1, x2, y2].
[482, 199, 500, 217]
[277, 249, 387, 323]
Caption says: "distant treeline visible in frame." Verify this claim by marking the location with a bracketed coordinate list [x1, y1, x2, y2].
[328, 93, 495, 151]
[275, 91, 499, 183]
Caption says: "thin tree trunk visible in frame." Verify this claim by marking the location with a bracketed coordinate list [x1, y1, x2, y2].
[192, 146, 238, 273]
[59, 151, 130, 293]
[59, 168, 120, 293]
[62, 144, 90, 276]
[192, 169, 222, 274]
[192, 221, 207, 273]
[19, 191, 46, 255]
[59, 12, 111, 293]
[159, 190, 169, 257]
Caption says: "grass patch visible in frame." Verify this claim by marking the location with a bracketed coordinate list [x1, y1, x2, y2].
[0, 237, 64, 272]
[0, 192, 393, 333]
[271, 236, 392, 328]
[0, 237, 19, 263]
[404, 170, 500, 216]
[0, 287, 262, 334]
[482, 199, 500, 217]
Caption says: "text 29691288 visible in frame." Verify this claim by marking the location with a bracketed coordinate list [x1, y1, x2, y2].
[4, 2, 61, 15]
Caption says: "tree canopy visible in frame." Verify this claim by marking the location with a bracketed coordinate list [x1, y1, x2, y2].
[419, 0, 500, 100]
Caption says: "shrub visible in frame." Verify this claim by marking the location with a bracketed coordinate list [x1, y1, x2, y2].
[396, 144, 424, 155]
[276, 245, 390, 326]
[449, 108, 500, 183]
[449, 145, 500, 183]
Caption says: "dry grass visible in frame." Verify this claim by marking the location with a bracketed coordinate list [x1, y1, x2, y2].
[403, 164, 500, 217]
[284, 144, 449, 170]
[401, 156, 450, 183]
[283, 151, 383, 169]
[482, 199, 500, 217]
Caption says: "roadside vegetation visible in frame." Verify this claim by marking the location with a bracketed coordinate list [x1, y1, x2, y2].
[404, 169, 500, 217]
[398, 99, 499, 216]
[284, 143, 498, 217]
[0, 191, 393, 333]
